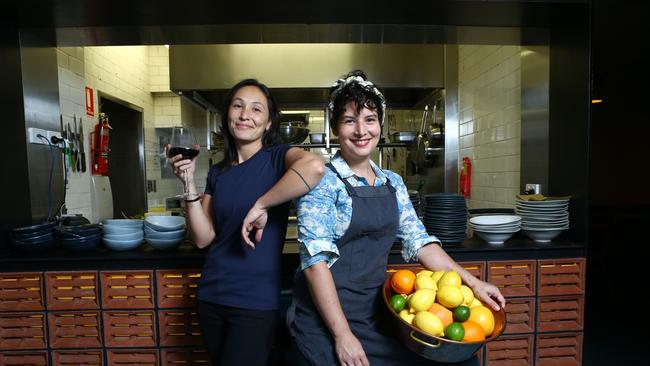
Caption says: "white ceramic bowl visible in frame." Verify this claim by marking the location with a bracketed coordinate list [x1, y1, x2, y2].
[102, 225, 143, 236]
[103, 237, 143, 251]
[145, 229, 185, 240]
[102, 219, 144, 227]
[469, 215, 521, 226]
[473, 230, 517, 245]
[522, 228, 566, 243]
[103, 231, 145, 241]
[146, 237, 183, 250]
[145, 216, 186, 232]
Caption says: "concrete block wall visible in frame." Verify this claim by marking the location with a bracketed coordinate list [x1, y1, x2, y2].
[57, 46, 159, 222]
[57, 47, 91, 220]
[148, 46, 170, 92]
[458, 45, 521, 209]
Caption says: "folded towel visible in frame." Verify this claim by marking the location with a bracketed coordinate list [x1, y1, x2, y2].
[516, 194, 572, 201]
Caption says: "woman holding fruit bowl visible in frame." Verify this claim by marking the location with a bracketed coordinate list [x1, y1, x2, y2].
[168, 79, 324, 366]
[287, 70, 506, 366]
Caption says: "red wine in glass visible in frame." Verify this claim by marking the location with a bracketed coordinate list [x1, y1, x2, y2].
[168, 127, 199, 199]
[167, 146, 199, 159]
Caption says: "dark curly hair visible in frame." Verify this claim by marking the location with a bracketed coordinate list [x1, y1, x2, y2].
[328, 70, 386, 132]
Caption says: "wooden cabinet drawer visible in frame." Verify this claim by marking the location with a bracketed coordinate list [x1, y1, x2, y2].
[0, 273, 43, 311]
[0, 312, 46, 350]
[155, 270, 200, 309]
[158, 310, 202, 347]
[46, 272, 99, 310]
[485, 334, 534, 366]
[107, 349, 158, 366]
[536, 295, 584, 333]
[538, 258, 586, 296]
[103, 311, 157, 348]
[101, 271, 154, 309]
[503, 297, 535, 334]
[47, 311, 102, 349]
[536, 332, 583, 366]
[487, 260, 536, 298]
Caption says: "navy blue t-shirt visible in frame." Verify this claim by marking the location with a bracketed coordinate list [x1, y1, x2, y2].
[198, 144, 291, 310]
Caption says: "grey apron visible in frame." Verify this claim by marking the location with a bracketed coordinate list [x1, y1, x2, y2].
[287, 163, 422, 366]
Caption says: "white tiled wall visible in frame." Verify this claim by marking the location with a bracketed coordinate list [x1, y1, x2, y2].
[458, 45, 521, 209]
[57, 46, 162, 222]
[148, 46, 170, 92]
[57, 47, 91, 220]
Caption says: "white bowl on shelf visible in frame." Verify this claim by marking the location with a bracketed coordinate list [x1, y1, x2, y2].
[145, 216, 185, 232]
[102, 225, 143, 236]
[102, 219, 144, 228]
[522, 228, 567, 243]
[146, 237, 184, 250]
[473, 230, 517, 245]
[469, 215, 521, 226]
[103, 237, 143, 251]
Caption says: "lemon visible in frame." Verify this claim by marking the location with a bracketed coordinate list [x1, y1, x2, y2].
[438, 271, 462, 288]
[409, 289, 437, 312]
[437, 286, 464, 309]
[399, 309, 415, 324]
[460, 285, 475, 306]
[417, 270, 434, 278]
[431, 271, 445, 283]
[414, 311, 444, 337]
[470, 298, 483, 308]
[415, 276, 437, 291]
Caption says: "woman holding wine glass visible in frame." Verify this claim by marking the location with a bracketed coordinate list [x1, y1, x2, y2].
[167, 79, 324, 366]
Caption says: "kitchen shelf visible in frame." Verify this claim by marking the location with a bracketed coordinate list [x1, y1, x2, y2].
[290, 142, 413, 148]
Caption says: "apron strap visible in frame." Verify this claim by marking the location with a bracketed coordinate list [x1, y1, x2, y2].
[326, 163, 397, 194]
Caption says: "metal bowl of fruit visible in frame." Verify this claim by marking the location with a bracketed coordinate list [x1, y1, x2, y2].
[383, 265, 506, 363]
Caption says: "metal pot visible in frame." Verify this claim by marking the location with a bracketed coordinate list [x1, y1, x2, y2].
[392, 131, 418, 142]
[309, 133, 326, 144]
[382, 268, 506, 363]
[279, 123, 309, 144]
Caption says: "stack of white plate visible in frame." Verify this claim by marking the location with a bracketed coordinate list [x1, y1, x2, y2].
[515, 198, 570, 243]
[144, 216, 186, 250]
[102, 219, 144, 251]
[469, 215, 521, 245]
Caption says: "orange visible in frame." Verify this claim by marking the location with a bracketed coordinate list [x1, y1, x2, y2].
[461, 320, 485, 342]
[428, 303, 453, 328]
[391, 269, 416, 294]
[468, 306, 495, 336]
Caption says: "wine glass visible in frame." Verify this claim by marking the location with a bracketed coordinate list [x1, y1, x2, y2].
[167, 126, 199, 198]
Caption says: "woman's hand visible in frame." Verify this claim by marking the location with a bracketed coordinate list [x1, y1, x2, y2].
[241, 202, 268, 249]
[335, 331, 369, 366]
[471, 280, 506, 311]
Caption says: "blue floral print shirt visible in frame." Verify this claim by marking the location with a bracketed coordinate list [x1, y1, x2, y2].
[297, 152, 439, 270]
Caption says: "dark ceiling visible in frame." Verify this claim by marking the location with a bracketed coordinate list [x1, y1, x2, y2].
[5, 0, 588, 29]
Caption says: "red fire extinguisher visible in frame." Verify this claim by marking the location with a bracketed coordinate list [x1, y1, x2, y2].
[91, 113, 112, 176]
[460, 157, 472, 198]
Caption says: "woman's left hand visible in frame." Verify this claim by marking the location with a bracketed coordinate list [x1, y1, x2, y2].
[471, 281, 506, 311]
[241, 202, 268, 249]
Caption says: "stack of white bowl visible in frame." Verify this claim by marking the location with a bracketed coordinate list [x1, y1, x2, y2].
[144, 216, 186, 250]
[516, 198, 570, 243]
[469, 215, 521, 245]
[102, 219, 144, 251]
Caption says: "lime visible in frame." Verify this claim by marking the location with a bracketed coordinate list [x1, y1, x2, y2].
[445, 322, 465, 341]
[390, 294, 406, 312]
[453, 305, 471, 322]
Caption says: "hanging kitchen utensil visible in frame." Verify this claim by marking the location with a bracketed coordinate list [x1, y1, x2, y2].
[68, 122, 76, 172]
[79, 119, 87, 172]
[74, 115, 81, 172]
[427, 102, 444, 148]
[410, 105, 429, 171]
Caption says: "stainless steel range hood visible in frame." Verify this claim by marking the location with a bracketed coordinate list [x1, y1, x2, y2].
[169, 44, 444, 109]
